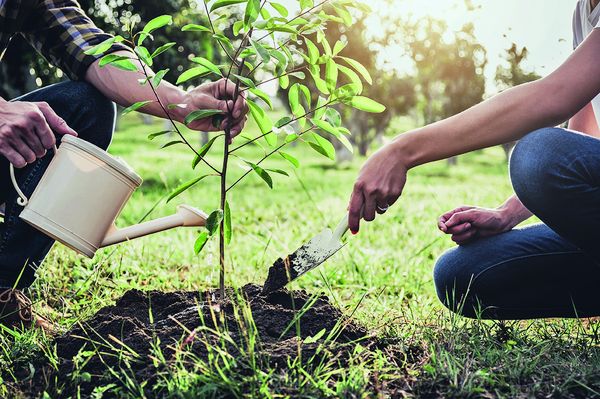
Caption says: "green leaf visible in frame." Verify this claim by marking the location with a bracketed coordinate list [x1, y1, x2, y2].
[99, 54, 130, 67]
[224, 200, 232, 244]
[271, 2, 289, 17]
[333, 5, 352, 26]
[304, 38, 319, 64]
[266, 168, 289, 176]
[311, 118, 337, 135]
[206, 210, 224, 236]
[233, 20, 245, 36]
[182, 24, 211, 33]
[143, 15, 172, 34]
[105, 58, 138, 72]
[136, 32, 153, 46]
[309, 69, 329, 95]
[161, 140, 184, 148]
[152, 69, 169, 87]
[245, 161, 273, 188]
[288, 83, 300, 114]
[134, 46, 153, 67]
[333, 40, 347, 56]
[194, 231, 210, 254]
[190, 57, 222, 76]
[167, 174, 212, 202]
[325, 58, 338, 92]
[339, 56, 372, 85]
[279, 74, 290, 89]
[147, 130, 173, 140]
[337, 64, 363, 91]
[249, 88, 273, 109]
[278, 151, 299, 168]
[304, 328, 326, 344]
[232, 74, 256, 88]
[210, 0, 246, 12]
[298, 84, 311, 108]
[151, 42, 176, 58]
[244, 0, 260, 26]
[192, 135, 221, 168]
[213, 34, 235, 53]
[314, 96, 328, 120]
[184, 109, 224, 125]
[122, 100, 153, 116]
[246, 98, 274, 145]
[309, 132, 335, 160]
[84, 37, 119, 56]
[176, 66, 211, 85]
[350, 96, 386, 113]
[299, 0, 314, 10]
[275, 116, 292, 128]
[251, 39, 271, 63]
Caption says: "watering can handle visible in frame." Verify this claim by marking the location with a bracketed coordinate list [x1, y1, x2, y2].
[9, 144, 58, 207]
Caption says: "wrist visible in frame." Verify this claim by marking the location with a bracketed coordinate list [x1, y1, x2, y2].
[160, 84, 187, 123]
[390, 130, 423, 170]
[497, 196, 531, 229]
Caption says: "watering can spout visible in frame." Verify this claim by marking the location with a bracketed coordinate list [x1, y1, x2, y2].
[100, 205, 208, 248]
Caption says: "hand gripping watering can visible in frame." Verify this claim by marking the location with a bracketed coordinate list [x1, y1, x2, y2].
[9, 135, 208, 258]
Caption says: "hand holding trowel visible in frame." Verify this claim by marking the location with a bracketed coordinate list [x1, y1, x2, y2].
[262, 213, 350, 294]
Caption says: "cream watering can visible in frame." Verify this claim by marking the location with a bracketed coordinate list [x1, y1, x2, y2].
[9, 135, 208, 258]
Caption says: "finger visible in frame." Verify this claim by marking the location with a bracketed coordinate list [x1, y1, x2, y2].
[445, 210, 477, 228]
[230, 116, 247, 138]
[439, 206, 474, 224]
[348, 185, 365, 234]
[32, 117, 56, 150]
[452, 230, 477, 245]
[363, 191, 377, 222]
[438, 219, 448, 232]
[21, 127, 46, 158]
[445, 222, 472, 235]
[216, 78, 237, 100]
[232, 95, 248, 119]
[11, 139, 36, 164]
[2, 147, 27, 168]
[36, 102, 77, 137]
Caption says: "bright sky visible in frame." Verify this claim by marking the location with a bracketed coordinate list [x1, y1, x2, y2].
[364, 0, 576, 92]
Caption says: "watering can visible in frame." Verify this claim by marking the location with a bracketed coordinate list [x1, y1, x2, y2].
[9, 135, 208, 258]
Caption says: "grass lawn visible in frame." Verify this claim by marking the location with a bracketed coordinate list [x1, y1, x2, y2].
[3, 114, 600, 398]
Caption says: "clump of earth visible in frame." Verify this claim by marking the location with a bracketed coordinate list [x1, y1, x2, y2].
[10, 284, 417, 397]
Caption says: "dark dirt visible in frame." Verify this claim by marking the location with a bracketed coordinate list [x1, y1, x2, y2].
[262, 254, 297, 294]
[11, 284, 419, 398]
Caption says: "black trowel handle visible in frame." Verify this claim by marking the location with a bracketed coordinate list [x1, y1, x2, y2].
[332, 213, 350, 241]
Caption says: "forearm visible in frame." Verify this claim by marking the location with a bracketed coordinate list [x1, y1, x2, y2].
[396, 79, 569, 168]
[498, 195, 533, 228]
[84, 50, 188, 123]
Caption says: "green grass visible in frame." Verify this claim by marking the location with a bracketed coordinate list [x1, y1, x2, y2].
[3, 114, 600, 398]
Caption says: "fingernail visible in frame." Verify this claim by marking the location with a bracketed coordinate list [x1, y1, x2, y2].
[351, 230, 358, 235]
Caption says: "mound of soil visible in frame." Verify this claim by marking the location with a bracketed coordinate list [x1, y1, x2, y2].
[21, 284, 394, 397]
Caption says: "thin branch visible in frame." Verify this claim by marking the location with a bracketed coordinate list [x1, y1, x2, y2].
[229, 99, 333, 153]
[203, 0, 239, 66]
[134, 55, 221, 174]
[226, 127, 315, 192]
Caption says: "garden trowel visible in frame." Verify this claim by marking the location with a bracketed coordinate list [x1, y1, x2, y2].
[262, 214, 349, 294]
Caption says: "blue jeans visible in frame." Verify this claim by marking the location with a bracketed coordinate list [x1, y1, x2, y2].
[0, 81, 115, 288]
[434, 127, 600, 319]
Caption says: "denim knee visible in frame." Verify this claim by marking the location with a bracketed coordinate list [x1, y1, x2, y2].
[433, 247, 475, 315]
[509, 127, 566, 213]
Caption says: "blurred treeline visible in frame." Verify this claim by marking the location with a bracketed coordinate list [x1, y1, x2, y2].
[0, 0, 540, 158]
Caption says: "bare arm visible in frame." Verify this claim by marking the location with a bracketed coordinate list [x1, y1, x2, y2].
[568, 102, 600, 136]
[85, 50, 248, 137]
[348, 29, 600, 233]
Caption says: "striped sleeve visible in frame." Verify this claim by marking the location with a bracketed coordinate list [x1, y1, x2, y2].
[20, 0, 130, 80]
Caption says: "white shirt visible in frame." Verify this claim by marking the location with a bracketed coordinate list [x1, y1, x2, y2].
[573, 0, 600, 124]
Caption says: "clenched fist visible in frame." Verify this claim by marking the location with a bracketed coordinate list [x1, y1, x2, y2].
[0, 99, 77, 168]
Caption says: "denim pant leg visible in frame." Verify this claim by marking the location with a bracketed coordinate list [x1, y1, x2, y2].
[434, 127, 600, 319]
[0, 81, 116, 288]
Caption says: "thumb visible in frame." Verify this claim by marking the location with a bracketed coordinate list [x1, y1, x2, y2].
[445, 210, 477, 228]
[195, 95, 231, 114]
[37, 102, 77, 137]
